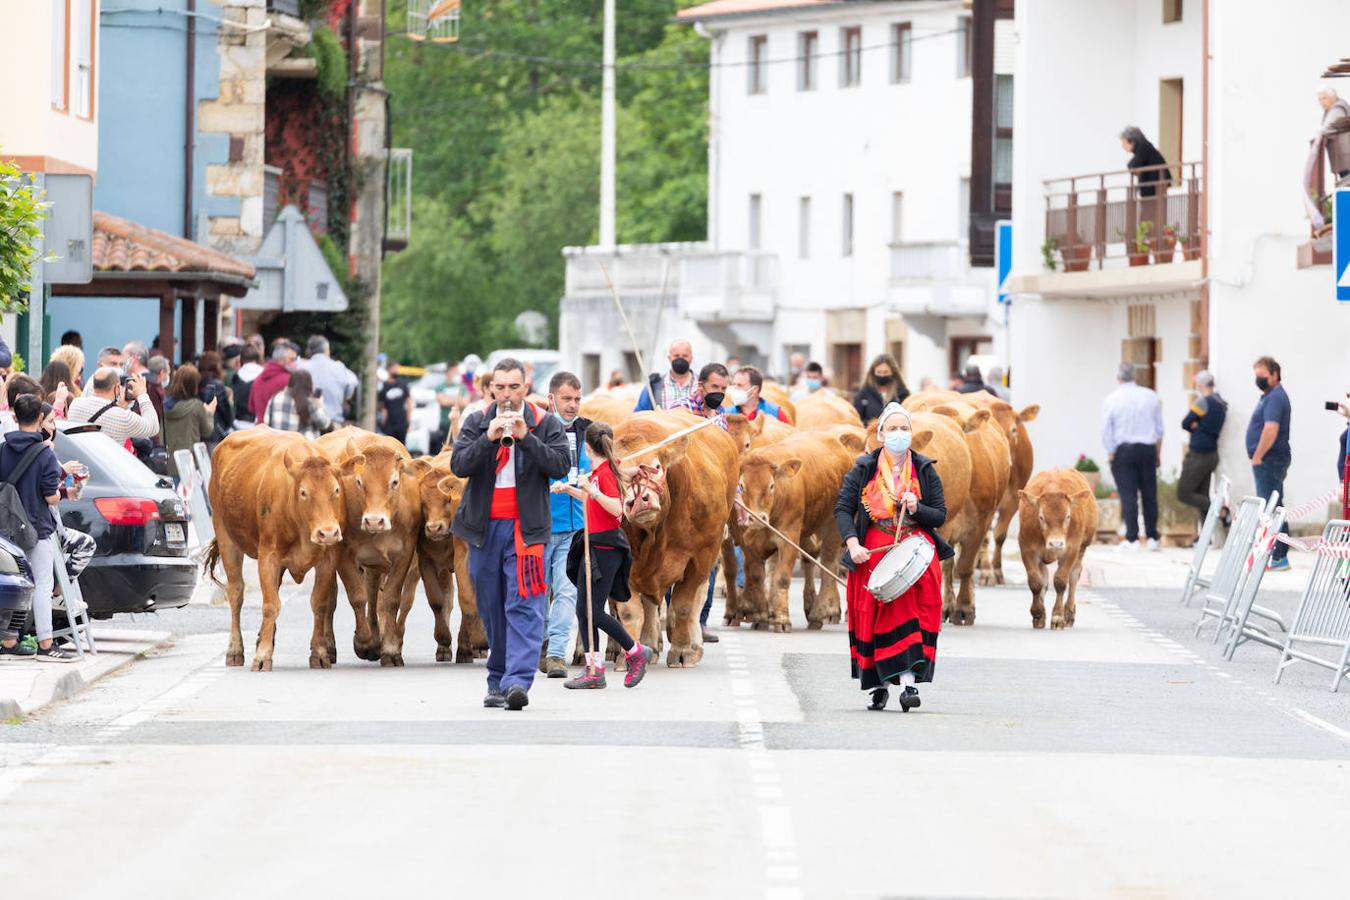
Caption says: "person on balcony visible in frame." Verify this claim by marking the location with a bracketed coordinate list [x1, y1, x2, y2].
[1119, 126, 1170, 198]
[853, 354, 909, 425]
[633, 340, 696, 412]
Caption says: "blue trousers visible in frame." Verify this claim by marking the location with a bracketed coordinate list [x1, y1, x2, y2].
[471, 519, 548, 693]
[545, 530, 579, 658]
[1253, 460, 1291, 562]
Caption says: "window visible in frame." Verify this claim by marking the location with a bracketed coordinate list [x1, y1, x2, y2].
[798, 196, 811, 258]
[890, 191, 903, 244]
[891, 22, 912, 84]
[51, 0, 69, 111]
[993, 74, 1013, 185]
[748, 194, 763, 250]
[1163, 0, 1183, 24]
[842, 193, 854, 256]
[748, 35, 768, 94]
[73, 0, 94, 119]
[798, 31, 818, 91]
[957, 16, 972, 78]
[840, 26, 862, 87]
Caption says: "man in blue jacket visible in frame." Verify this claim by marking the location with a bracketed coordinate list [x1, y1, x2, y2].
[633, 339, 696, 412]
[1177, 370, 1227, 526]
[541, 371, 591, 678]
[452, 359, 572, 710]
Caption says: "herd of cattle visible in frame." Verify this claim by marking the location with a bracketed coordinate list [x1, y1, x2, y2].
[204, 381, 1100, 672]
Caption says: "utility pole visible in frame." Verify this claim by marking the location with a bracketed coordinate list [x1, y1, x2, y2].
[599, 0, 616, 249]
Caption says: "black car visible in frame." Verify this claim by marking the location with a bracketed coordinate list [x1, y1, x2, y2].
[53, 424, 196, 619]
[0, 532, 35, 623]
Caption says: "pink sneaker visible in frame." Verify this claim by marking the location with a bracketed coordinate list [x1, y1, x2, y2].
[564, 669, 607, 690]
[623, 645, 654, 688]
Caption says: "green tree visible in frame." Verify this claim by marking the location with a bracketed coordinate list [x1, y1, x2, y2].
[380, 0, 708, 363]
[0, 160, 50, 311]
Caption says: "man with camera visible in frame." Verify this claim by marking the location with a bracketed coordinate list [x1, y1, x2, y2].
[452, 358, 571, 711]
[66, 366, 161, 445]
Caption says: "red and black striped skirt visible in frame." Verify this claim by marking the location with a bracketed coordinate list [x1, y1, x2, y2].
[846, 526, 942, 690]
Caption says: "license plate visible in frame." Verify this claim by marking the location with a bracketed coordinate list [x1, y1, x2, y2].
[166, 523, 186, 544]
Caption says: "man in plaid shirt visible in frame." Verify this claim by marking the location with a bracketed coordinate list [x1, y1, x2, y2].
[671, 362, 730, 432]
[633, 340, 698, 412]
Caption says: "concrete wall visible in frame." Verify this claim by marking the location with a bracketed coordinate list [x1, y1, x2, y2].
[0, 0, 101, 174]
[1206, 0, 1350, 509]
[95, 1, 232, 237]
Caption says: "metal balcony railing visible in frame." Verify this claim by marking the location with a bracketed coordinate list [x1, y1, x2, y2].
[1044, 162, 1203, 270]
[385, 148, 412, 251]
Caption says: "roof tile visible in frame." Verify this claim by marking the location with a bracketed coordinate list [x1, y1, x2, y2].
[91, 211, 256, 280]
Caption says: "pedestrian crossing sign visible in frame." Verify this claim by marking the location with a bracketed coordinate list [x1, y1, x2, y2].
[996, 220, 1012, 304]
[1337, 189, 1350, 302]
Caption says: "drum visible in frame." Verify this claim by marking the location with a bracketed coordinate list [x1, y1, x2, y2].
[866, 534, 935, 603]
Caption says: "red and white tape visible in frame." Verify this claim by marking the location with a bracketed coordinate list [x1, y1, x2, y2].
[1283, 486, 1340, 522]
[1244, 516, 1278, 575]
[1276, 533, 1350, 559]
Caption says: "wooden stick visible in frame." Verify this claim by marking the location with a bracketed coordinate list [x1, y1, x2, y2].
[599, 261, 647, 379]
[582, 487, 595, 674]
[617, 415, 721, 464]
[734, 499, 848, 590]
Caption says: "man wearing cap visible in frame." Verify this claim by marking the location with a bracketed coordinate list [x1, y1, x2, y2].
[1177, 370, 1227, 527]
[1102, 361, 1164, 551]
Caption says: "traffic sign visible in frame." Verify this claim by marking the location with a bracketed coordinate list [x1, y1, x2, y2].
[995, 220, 1012, 304]
[1336, 188, 1350, 302]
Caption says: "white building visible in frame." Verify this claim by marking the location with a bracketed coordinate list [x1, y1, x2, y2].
[560, 0, 1003, 392]
[1006, 0, 1350, 512]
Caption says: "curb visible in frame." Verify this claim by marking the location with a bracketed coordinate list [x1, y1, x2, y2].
[2, 631, 175, 721]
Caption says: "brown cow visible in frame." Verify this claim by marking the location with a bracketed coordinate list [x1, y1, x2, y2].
[580, 393, 631, 428]
[613, 412, 738, 667]
[903, 395, 1010, 625]
[206, 427, 363, 671]
[397, 458, 488, 662]
[312, 427, 429, 667]
[1017, 469, 1097, 629]
[731, 431, 853, 631]
[795, 391, 863, 430]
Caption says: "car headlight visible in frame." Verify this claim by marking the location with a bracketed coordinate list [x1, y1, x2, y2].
[0, 549, 21, 575]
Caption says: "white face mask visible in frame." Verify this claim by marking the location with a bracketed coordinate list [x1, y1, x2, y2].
[729, 388, 751, 407]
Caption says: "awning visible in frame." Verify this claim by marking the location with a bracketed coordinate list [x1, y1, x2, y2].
[233, 205, 349, 312]
[88, 210, 257, 296]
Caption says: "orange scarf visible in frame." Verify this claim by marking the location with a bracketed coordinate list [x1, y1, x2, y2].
[861, 451, 921, 533]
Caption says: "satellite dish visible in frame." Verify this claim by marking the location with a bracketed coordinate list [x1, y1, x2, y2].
[514, 310, 549, 346]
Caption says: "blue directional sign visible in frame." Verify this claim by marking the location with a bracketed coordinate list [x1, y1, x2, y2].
[1337, 189, 1350, 302]
[995, 220, 1012, 304]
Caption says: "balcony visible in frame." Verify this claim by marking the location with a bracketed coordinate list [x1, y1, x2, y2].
[890, 241, 963, 282]
[679, 252, 776, 322]
[1297, 107, 1350, 268]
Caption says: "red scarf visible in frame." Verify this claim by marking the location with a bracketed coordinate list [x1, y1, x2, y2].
[494, 401, 548, 597]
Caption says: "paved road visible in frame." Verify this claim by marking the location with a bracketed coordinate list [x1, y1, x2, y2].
[1, 551, 1347, 899]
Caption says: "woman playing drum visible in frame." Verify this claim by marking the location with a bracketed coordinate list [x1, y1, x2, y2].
[835, 403, 953, 711]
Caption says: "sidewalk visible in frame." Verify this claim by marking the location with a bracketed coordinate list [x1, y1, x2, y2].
[1076, 540, 1315, 592]
[0, 629, 174, 721]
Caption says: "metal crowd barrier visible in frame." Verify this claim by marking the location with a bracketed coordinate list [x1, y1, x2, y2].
[1194, 495, 1271, 639]
[1179, 474, 1230, 607]
[175, 445, 215, 551]
[1219, 506, 1289, 660]
[1274, 520, 1350, 692]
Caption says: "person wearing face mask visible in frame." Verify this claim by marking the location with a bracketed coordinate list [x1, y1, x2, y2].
[1248, 356, 1292, 571]
[852, 354, 909, 425]
[672, 363, 731, 642]
[835, 403, 952, 712]
[542, 371, 593, 678]
[634, 340, 697, 412]
[728, 366, 791, 423]
[790, 361, 826, 402]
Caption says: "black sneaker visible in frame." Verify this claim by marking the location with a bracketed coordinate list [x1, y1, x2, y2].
[898, 686, 921, 712]
[484, 688, 505, 709]
[34, 643, 77, 663]
[0, 640, 37, 661]
[504, 684, 529, 711]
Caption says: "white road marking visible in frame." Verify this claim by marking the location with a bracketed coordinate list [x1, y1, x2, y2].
[1289, 708, 1350, 745]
